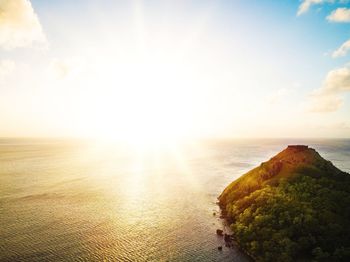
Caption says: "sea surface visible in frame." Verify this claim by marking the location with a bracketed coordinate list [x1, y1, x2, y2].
[1, 138, 350, 261]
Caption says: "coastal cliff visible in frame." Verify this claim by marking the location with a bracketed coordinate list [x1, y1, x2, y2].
[219, 145, 350, 261]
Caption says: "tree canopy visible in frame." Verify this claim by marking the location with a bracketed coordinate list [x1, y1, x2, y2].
[219, 146, 350, 261]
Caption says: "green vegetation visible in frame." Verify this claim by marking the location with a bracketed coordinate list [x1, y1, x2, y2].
[219, 146, 350, 261]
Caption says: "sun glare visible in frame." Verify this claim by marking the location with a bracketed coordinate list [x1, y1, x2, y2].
[74, 58, 197, 150]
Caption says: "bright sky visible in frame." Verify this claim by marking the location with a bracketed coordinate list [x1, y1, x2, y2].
[0, 0, 350, 140]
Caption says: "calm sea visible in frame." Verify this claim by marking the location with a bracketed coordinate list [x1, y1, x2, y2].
[1, 138, 349, 261]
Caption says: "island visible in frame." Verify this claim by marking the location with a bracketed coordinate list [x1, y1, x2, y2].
[219, 145, 350, 261]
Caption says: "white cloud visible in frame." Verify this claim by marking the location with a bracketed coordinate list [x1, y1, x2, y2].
[0, 59, 15, 77]
[49, 59, 71, 79]
[322, 66, 350, 92]
[332, 121, 350, 129]
[327, 7, 350, 22]
[332, 39, 350, 57]
[266, 87, 294, 105]
[315, 121, 350, 131]
[0, 0, 47, 50]
[48, 57, 86, 79]
[297, 0, 331, 16]
[309, 66, 350, 112]
[309, 94, 343, 112]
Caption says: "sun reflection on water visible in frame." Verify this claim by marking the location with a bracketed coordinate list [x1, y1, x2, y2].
[0, 138, 257, 261]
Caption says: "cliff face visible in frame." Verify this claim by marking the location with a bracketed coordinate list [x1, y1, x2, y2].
[219, 146, 350, 261]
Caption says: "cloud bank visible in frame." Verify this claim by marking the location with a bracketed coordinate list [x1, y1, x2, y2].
[310, 66, 350, 112]
[0, 0, 47, 50]
[332, 39, 350, 57]
[327, 7, 350, 22]
[297, 0, 331, 16]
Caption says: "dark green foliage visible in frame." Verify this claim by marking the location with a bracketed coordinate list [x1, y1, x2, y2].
[219, 146, 350, 261]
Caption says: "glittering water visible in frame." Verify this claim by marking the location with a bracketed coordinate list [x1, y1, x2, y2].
[1, 138, 349, 261]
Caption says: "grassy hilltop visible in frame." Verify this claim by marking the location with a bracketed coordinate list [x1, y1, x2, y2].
[219, 145, 350, 261]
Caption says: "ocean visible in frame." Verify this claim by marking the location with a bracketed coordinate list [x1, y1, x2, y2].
[1, 138, 349, 261]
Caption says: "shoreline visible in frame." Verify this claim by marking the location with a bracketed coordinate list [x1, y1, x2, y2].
[217, 202, 256, 261]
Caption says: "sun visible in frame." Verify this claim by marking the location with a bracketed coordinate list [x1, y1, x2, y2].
[73, 58, 197, 150]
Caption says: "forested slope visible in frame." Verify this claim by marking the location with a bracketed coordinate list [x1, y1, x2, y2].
[219, 145, 350, 261]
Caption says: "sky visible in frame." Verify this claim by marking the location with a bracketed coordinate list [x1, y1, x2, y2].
[0, 0, 350, 140]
